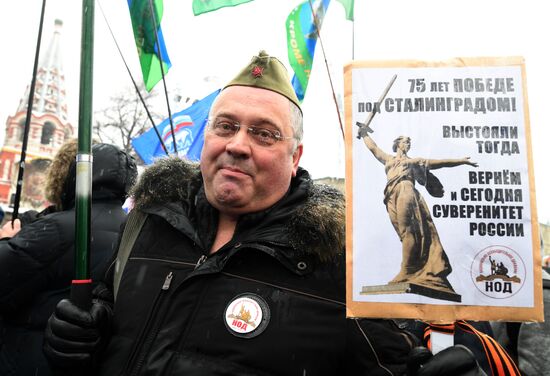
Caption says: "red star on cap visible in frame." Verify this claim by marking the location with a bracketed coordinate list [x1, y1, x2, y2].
[251, 65, 263, 78]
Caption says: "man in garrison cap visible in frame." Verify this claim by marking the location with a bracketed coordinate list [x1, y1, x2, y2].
[44, 51, 485, 375]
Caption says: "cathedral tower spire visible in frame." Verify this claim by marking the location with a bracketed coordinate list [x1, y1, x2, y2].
[0, 19, 74, 209]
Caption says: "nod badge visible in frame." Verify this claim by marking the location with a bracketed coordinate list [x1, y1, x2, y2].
[471, 245, 526, 299]
[224, 294, 270, 338]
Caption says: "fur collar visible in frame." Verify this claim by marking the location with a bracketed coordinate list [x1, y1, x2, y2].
[130, 157, 345, 261]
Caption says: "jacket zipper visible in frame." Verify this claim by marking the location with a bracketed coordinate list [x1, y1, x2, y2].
[162, 272, 174, 289]
[195, 254, 207, 269]
[125, 271, 173, 376]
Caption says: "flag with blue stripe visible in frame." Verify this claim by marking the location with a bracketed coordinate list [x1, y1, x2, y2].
[132, 89, 220, 164]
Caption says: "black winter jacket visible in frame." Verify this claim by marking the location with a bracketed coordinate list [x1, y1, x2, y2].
[0, 143, 137, 376]
[97, 157, 416, 376]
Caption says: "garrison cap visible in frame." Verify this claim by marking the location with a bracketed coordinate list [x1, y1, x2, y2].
[224, 50, 302, 113]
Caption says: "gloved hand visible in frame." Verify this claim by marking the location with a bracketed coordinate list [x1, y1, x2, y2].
[407, 345, 487, 376]
[43, 298, 112, 371]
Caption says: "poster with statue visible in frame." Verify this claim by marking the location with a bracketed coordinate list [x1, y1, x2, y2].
[344, 57, 543, 322]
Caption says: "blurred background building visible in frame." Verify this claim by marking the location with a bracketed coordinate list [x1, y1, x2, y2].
[0, 19, 73, 213]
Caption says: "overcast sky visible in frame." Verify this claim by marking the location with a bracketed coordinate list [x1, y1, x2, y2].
[1, 0, 548, 224]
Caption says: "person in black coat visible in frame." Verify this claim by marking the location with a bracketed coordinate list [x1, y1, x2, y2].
[0, 140, 137, 376]
[43, 52, 490, 376]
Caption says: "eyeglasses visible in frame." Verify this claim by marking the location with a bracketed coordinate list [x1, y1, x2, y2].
[207, 117, 294, 147]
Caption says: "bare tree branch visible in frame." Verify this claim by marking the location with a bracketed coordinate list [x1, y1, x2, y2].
[93, 85, 161, 162]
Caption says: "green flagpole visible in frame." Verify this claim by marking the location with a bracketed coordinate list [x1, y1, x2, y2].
[71, 0, 95, 310]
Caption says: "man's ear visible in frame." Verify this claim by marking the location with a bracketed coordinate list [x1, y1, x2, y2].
[292, 144, 303, 177]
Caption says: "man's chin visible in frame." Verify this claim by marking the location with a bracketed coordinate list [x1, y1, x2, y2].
[212, 187, 246, 208]
[211, 198, 248, 218]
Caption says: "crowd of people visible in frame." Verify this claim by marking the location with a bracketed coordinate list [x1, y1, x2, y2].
[0, 50, 546, 375]
[0, 140, 137, 375]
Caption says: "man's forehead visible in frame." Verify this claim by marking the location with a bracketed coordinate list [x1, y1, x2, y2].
[212, 86, 291, 116]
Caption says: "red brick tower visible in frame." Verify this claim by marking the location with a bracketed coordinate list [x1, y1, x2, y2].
[0, 19, 74, 210]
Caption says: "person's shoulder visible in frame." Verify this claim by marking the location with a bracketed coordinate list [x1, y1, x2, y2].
[287, 181, 345, 263]
[5, 210, 70, 256]
[131, 156, 201, 210]
[408, 157, 425, 164]
[21, 209, 72, 236]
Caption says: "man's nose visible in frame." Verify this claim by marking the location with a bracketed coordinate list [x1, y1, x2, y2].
[225, 127, 252, 157]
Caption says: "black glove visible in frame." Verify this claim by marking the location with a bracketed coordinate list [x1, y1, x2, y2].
[43, 298, 112, 372]
[407, 345, 487, 376]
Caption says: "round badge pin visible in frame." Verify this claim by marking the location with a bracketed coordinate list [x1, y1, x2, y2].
[224, 293, 270, 338]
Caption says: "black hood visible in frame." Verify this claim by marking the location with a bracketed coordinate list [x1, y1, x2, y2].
[61, 143, 138, 209]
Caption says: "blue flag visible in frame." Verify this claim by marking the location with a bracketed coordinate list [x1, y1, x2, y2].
[132, 89, 220, 164]
[286, 0, 331, 102]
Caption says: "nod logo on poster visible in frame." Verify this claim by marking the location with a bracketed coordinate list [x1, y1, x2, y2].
[471, 245, 526, 299]
[162, 114, 194, 155]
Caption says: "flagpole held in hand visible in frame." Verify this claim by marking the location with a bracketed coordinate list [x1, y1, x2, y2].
[71, 0, 95, 311]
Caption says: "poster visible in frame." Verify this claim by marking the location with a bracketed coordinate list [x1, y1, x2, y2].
[345, 57, 542, 322]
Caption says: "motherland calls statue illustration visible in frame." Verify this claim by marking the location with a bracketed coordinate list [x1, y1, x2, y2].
[354, 75, 479, 302]
[358, 128, 477, 302]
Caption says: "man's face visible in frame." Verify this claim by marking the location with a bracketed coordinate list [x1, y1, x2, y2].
[200, 86, 303, 217]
